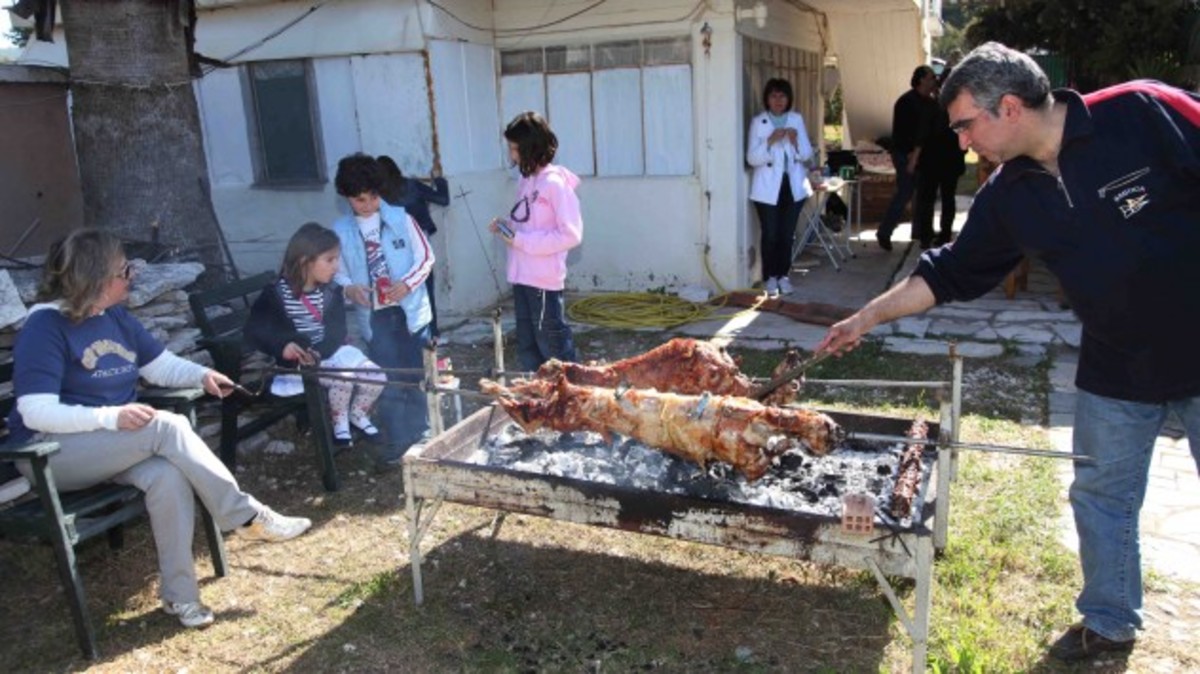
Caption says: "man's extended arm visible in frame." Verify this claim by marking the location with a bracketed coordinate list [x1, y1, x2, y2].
[816, 275, 937, 355]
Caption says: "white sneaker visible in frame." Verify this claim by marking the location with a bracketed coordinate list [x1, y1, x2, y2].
[239, 507, 312, 542]
[350, 414, 379, 437]
[778, 276, 795, 295]
[162, 600, 214, 628]
[764, 277, 779, 297]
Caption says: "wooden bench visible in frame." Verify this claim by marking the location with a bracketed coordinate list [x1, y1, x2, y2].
[188, 271, 341, 491]
[0, 353, 228, 660]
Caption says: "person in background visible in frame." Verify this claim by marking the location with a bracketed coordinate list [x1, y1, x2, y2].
[816, 42, 1200, 663]
[9, 229, 312, 629]
[875, 65, 938, 251]
[746, 78, 815, 296]
[331, 154, 435, 467]
[914, 72, 967, 248]
[489, 111, 582, 373]
[245, 222, 385, 447]
[377, 155, 450, 338]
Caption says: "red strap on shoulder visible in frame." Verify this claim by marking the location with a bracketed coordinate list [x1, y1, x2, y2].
[1084, 81, 1200, 128]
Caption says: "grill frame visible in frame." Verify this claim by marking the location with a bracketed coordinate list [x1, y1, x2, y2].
[404, 392, 958, 673]
[407, 407, 937, 572]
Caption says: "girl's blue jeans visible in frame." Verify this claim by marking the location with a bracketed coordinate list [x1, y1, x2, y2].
[512, 284, 577, 373]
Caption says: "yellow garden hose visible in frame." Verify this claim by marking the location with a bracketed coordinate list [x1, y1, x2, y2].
[566, 290, 775, 329]
[565, 250, 767, 330]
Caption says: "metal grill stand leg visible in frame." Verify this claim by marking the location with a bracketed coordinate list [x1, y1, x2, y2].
[492, 308, 506, 386]
[911, 537, 934, 673]
[405, 465, 425, 606]
[934, 401, 953, 552]
[423, 345, 444, 437]
[865, 542, 934, 674]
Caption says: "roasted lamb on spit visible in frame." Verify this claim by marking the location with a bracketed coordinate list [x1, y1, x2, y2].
[480, 374, 843, 481]
[536, 337, 800, 406]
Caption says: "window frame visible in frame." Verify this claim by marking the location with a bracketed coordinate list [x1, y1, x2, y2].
[241, 58, 327, 189]
[499, 36, 693, 178]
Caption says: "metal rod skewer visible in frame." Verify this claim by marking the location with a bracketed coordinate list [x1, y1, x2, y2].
[846, 431, 1094, 463]
[244, 364, 533, 378]
[800, 378, 950, 389]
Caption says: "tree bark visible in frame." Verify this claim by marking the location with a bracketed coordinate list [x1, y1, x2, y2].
[61, 0, 227, 276]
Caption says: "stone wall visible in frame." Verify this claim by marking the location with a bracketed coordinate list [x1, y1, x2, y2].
[0, 261, 210, 367]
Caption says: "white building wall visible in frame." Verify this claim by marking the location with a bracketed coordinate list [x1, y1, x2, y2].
[429, 40, 504, 175]
[196, 0, 425, 59]
[827, 5, 927, 145]
[351, 53, 435, 176]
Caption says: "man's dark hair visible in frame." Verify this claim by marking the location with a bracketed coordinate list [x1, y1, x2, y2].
[910, 65, 935, 89]
[940, 41, 1052, 113]
[504, 111, 558, 177]
[334, 153, 385, 198]
[376, 154, 406, 204]
[761, 78, 794, 111]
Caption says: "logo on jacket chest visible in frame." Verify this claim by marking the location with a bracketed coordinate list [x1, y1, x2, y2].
[1116, 188, 1150, 219]
[1098, 167, 1151, 220]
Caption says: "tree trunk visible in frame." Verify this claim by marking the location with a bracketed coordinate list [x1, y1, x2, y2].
[62, 0, 228, 277]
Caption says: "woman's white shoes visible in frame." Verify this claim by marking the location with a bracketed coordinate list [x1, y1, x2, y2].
[238, 507, 312, 542]
[764, 277, 793, 297]
[162, 600, 215, 628]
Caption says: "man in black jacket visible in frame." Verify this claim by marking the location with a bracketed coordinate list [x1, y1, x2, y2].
[914, 74, 967, 248]
[875, 65, 937, 250]
[817, 42, 1200, 663]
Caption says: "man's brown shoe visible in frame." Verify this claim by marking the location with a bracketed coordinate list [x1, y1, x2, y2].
[1049, 624, 1134, 663]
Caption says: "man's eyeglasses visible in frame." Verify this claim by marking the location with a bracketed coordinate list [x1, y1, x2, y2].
[509, 190, 539, 223]
[949, 113, 984, 135]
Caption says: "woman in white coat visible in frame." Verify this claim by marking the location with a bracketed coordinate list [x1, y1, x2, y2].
[746, 78, 815, 296]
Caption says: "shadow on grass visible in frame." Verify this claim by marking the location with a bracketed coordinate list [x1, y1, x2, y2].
[278, 529, 901, 673]
[1, 495, 913, 673]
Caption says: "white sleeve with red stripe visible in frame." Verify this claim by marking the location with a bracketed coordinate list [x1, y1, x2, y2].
[397, 214, 434, 290]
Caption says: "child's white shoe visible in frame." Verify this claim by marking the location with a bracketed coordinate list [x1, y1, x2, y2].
[333, 422, 352, 447]
[350, 415, 379, 437]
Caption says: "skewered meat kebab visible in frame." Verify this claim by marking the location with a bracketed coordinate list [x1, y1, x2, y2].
[890, 419, 928, 518]
[536, 338, 801, 406]
[480, 374, 843, 481]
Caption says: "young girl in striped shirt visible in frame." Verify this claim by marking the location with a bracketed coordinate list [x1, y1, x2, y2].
[246, 223, 385, 446]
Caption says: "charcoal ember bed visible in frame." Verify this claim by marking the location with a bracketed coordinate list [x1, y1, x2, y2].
[462, 422, 934, 524]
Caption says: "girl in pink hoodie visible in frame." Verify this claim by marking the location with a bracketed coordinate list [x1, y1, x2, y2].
[490, 111, 583, 372]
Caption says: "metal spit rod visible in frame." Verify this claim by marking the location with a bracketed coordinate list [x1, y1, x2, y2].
[846, 431, 1094, 463]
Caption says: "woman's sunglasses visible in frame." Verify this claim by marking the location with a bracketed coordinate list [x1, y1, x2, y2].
[116, 260, 141, 280]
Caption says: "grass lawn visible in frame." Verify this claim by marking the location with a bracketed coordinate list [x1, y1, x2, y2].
[1, 331, 1195, 672]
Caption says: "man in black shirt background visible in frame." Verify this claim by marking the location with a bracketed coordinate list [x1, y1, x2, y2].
[875, 65, 937, 251]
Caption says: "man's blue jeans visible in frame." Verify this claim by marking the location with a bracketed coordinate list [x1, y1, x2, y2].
[368, 308, 431, 461]
[512, 284, 577, 373]
[1071, 390, 1200, 641]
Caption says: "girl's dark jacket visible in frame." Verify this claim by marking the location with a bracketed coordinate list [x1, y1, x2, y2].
[244, 279, 347, 367]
